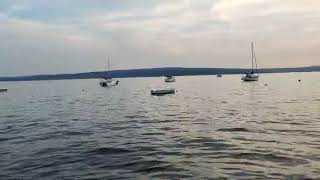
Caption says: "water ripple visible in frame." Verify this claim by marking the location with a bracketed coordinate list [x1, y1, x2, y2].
[0, 75, 320, 179]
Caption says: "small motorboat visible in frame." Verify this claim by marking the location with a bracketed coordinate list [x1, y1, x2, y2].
[0, 89, 8, 93]
[165, 76, 176, 82]
[151, 88, 175, 96]
[217, 74, 222, 78]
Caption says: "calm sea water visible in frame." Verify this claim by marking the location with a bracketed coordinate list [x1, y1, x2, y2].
[0, 73, 319, 179]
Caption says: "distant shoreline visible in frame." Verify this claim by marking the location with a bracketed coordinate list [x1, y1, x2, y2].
[0, 66, 319, 82]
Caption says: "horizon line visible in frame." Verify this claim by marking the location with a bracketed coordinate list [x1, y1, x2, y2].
[1, 65, 320, 78]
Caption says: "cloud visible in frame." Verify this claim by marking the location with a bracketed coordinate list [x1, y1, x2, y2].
[0, 0, 319, 76]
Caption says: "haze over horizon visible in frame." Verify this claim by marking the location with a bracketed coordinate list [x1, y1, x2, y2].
[1, 0, 320, 76]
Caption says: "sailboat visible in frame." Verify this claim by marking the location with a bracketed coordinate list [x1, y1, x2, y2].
[100, 58, 119, 87]
[241, 42, 259, 81]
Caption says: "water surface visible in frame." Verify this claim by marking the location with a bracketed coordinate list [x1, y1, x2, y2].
[0, 73, 320, 179]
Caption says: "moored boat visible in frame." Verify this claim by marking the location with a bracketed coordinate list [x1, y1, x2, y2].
[99, 58, 119, 87]
[165, 76, 176, 82]
[100, 79, 119, 87]
[242, 42, 259, 82]
[151, 88, 175, 96]
[0, 89, 8, 93]
[241, 73, 259, 81]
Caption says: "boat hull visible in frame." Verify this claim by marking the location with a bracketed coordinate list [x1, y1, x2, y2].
[100, 80, 119, 87]
[0, 89, 7, 92]
[241, 76, 259, 81]
[151, 89, 175, 96]
[165, 79, 176, 83]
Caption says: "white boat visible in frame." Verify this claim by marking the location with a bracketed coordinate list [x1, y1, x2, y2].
[241, 73, 259, 81]
[165, 76, 176, 82]
[241, 42, 259, 82]
[151, 88, 175, 96]
[100, 58, 119, 87]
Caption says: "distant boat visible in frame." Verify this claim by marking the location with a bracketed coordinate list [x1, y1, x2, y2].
[164, 76, 176, 82]
[217, 74, 222, 78]
[151, 88, 175, 96]
[241, 42, 259, 82]
[0, 89, 7, 93]
[100, 58, 119, 87]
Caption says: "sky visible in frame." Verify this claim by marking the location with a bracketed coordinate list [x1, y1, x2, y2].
[0, 0, 319, 76]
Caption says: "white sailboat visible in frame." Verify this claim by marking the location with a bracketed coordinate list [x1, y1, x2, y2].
[100, 58, 119, 87]
[241, 42, 259, 81]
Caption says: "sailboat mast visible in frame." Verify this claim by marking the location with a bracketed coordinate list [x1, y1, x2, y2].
[253, 46, 259, 76]
[106, 57, 111, 78]
[108, 59, 111, 72]
[252, 42, 259, 76]
[251, 42, 254, 74]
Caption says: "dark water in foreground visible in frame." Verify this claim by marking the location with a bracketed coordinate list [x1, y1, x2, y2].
[0, 73, 319, 179]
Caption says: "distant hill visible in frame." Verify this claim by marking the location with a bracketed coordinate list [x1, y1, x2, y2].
[0, 66, 319, 82]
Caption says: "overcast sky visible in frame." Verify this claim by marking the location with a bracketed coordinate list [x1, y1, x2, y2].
[0, 0, 319, 76]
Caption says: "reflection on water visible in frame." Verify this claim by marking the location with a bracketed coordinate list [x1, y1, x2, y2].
[0, 73, 320, 179]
